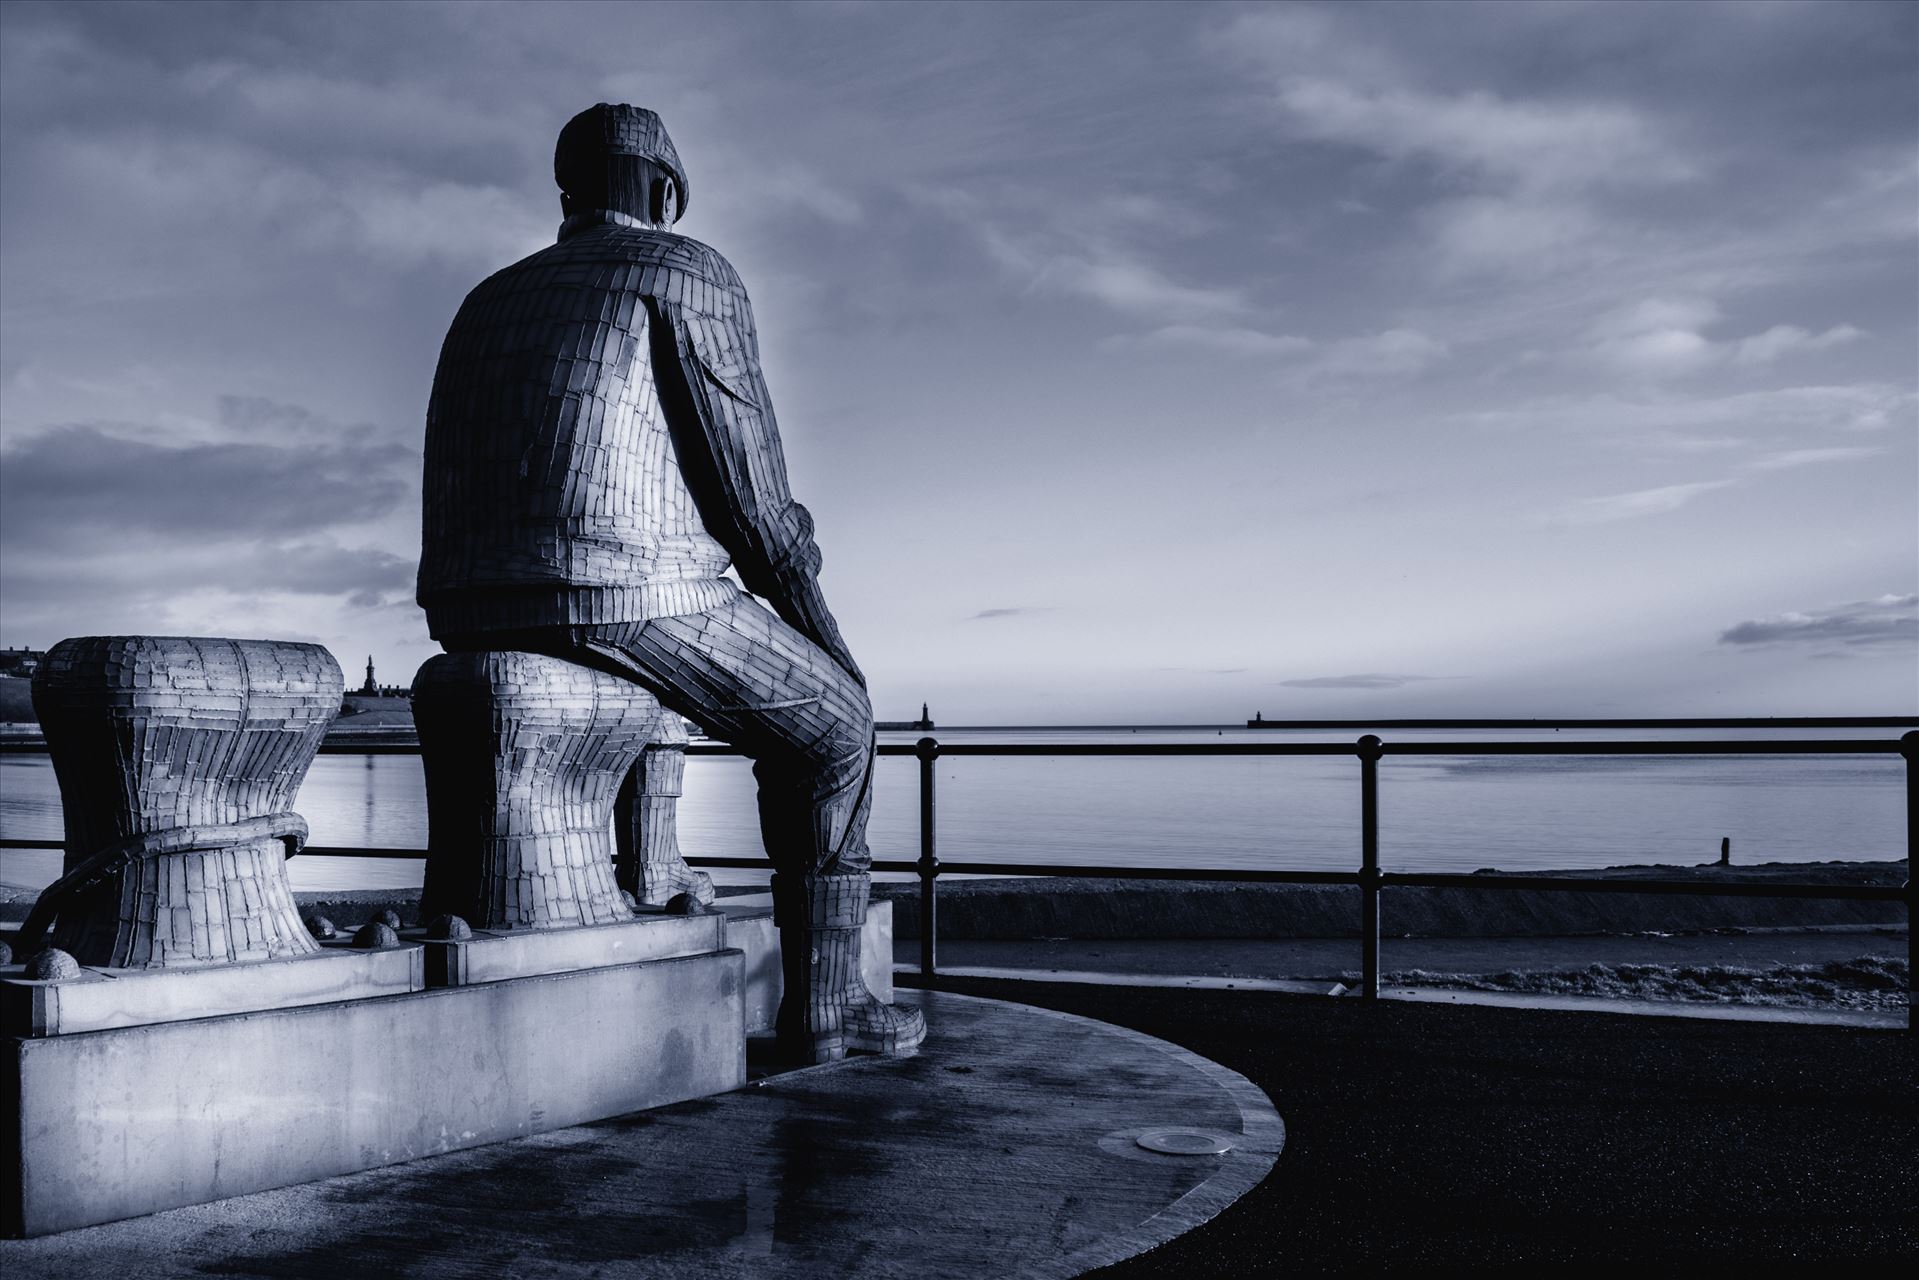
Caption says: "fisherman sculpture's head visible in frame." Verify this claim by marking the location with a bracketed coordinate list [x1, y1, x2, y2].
[555, 103, 688, 228]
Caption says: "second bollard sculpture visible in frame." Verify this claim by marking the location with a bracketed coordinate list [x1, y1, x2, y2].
[20, 636, 340, 968]
[414, 650, 664, 930]
[416, 103, 922, 1061]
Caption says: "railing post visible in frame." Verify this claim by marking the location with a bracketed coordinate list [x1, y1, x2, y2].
[916, 736, 940, 983]
[1902, 731, 1916, 1034]
[1358, 734, 1384, 1000]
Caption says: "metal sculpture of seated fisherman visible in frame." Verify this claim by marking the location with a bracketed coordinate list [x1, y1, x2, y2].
[416, 103, 924, 1063]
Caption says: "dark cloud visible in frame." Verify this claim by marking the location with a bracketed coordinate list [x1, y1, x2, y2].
[1278, 673, 1443, 690]
[218, 395, 336, 438]
[0, 423, 410, 546]
[0, 401, 419, 642]
[3, 540, 414, 602]
[970, 607, 1052, 620]
[1716, 595, 1917, 651]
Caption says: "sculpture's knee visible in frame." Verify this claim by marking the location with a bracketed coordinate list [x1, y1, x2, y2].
[816, 684, 873, 775]
[414, 650, 663, 929]
[847, 686, 874, 743]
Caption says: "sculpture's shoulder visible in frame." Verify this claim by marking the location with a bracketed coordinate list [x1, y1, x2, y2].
[452, 229, 746, 327]
[594, 228, 749, 311]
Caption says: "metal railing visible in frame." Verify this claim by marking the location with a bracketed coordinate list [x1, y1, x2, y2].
[3, 720, 1913, 1022]
[877, 730, 1914, 1007]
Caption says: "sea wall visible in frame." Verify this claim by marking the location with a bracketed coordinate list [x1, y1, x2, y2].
[870, 861, 1908, 940]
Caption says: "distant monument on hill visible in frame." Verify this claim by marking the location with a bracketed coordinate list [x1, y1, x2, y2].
[351, 655, 405, 699]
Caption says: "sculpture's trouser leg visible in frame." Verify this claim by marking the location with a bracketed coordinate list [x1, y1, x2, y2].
[770, 870, 926, 1061]
[613, 715, 715, 906]
[445, 590, 924, 1062]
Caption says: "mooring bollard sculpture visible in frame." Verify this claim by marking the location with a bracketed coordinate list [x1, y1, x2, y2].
[19, 636, 341, 968]
[415, 102, 923, 1061]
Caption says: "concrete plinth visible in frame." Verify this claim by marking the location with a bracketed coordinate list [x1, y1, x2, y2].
[0, 945, 424, 1037]
[0, 989, 1286, 1277]
[3, 948, 745, 1237]
[716, 896, 893, 1033]
[420, 913, 723, 987]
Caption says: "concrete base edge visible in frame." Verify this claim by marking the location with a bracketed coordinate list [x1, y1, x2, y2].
[3, 947, 746, 1237]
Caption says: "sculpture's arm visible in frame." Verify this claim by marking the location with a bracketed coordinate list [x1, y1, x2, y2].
[644, 285, 864, 686]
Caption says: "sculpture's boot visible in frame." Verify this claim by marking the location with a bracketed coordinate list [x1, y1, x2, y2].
[773, 871, 926, 1064]
[614, 739, 715, 907]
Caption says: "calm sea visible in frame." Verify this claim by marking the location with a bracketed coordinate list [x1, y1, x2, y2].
[0, 727, 1905, 893]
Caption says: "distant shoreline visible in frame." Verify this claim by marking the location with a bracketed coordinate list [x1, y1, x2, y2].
[1, 666, 1913, 742]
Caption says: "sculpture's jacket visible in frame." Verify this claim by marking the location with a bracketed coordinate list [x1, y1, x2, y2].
[417, 210, 822, 638]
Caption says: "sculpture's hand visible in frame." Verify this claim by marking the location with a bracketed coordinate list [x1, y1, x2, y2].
[813, 622, 867, 691]
[778, 572, 866, 689]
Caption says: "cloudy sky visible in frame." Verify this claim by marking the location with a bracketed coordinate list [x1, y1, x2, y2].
[1, 0, 1913, 722]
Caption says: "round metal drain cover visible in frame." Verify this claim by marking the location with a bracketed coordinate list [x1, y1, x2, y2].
[1137, 1128, 1235, 1155]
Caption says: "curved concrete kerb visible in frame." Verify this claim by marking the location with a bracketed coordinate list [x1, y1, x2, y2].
[894, 990, 1286, 1279]
[0, 986, 1281, 1277]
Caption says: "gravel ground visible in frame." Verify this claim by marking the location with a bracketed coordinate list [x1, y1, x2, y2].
[896, 927, 1909, 984]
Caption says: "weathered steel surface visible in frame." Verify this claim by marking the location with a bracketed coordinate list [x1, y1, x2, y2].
[414, 103, 918, 1061]
[24, 637, 340, 968]
[413, 650, 661, 931]
[614, 720, 716, 907]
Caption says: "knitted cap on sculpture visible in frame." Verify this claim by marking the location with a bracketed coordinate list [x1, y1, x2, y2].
[555, 103, 689, 221]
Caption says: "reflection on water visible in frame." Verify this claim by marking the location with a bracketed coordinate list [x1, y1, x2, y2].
[0, 729, 1904, 893]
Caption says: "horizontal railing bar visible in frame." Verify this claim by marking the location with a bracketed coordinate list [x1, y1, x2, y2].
[1245, 717, 1918, 729]
[2, 839, 1901, 899]
[905, 861, 1364, 885]
[1022, 718, 1919, 729]
[886, 739, 1903, 757]
[3, 737, 1905, 760]
[1380, 740, 1903, 756]
[316, 742, 426, 755]
[0, 839, 435, 860]
[882, 742, 1362, 757]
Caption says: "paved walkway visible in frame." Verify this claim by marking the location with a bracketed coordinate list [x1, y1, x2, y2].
[0, 990, 1280, 1279]
[915, 976, 1915, 1272]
